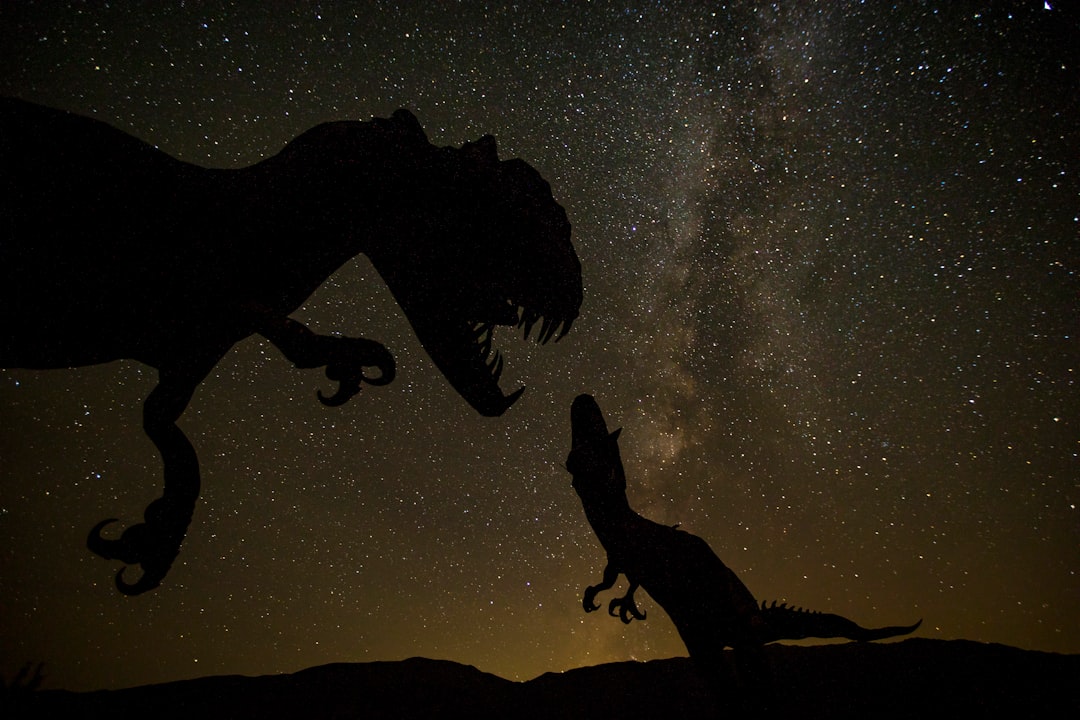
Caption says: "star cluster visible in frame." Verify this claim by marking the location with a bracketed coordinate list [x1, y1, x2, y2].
[1, 2, 1076, 691]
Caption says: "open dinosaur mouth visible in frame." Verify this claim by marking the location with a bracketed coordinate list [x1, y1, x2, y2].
[471, 305, 574, 380]
[431, 301, 575, 417]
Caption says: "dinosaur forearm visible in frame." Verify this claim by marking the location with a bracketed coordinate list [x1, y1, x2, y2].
[255, 313, 396, 405]
[255, 313, 326, 368]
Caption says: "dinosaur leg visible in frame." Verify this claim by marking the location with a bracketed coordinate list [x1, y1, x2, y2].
[86, 358, 217, 595]
[583, 561, 620, 613]
[608, 580, 647, 624]
[257, 315, 395, 406]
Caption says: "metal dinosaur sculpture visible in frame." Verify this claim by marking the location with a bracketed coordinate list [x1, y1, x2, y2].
[565, 394, 921, 686]
[0, 97, 581, 594]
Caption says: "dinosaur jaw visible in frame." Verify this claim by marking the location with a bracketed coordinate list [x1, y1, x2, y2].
[412, 301, 575, 417]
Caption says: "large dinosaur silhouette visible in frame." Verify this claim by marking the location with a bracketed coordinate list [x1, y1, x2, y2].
[0, 97, 581, 594]
[565, 394, 920, 686]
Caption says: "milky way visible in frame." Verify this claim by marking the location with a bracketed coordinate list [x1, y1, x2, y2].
[1, 2, 1077, 691]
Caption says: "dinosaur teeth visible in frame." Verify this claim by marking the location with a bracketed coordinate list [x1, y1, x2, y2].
[501, 385, 525, 410]
[537, 317, 554, 344]
[466, 305, 575, 390]
[472, 321, 491, 343]
[554, 317, 572, 342]
[488, 350, 504, 381]
[471, 321, 493, 360]
[521, 310, 540, 341]
[514, 306, 569, 344]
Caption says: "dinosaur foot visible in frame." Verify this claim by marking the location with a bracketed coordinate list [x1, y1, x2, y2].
[87, 499, 191, 595]
[609, 593, 647, 624]
[316, 337, 396, 406]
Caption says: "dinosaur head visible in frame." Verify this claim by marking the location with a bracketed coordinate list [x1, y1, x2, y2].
[566, 394, 627, 499]
[367, 111, 583, 416]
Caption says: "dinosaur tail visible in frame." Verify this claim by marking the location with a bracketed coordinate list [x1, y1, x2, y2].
[758, 600, 922, 643]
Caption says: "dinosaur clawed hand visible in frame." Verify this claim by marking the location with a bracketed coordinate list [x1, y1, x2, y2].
[584, 583, 647, 623]
[86, 498, 191, 596]
[316, 337, 396, 407]
[609, 591, 647, 624]
[583, 584, 605, 613]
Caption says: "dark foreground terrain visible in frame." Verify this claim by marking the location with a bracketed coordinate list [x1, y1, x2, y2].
[3, 639, 1077, 719]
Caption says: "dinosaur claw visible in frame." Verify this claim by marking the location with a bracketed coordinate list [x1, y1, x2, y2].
[583, 586, 601, 612]
[610, 599, 633, 624]
[87, 495, 193, 595]
[604, 595, 643, 626]
[115, 566, 163, 596]
[87, 518, 122, 559]
[317, 338, 396, 407]
[317, 380, 360, 407]
[608, 594, 647, 624]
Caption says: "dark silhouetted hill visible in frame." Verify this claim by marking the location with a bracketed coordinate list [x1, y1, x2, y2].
[4, 639, 1077, 718]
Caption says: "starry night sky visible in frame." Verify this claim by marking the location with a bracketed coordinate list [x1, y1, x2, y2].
[1, 1, 1077, 692]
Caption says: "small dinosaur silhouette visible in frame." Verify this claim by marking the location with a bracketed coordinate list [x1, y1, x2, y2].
[0, 97, 581, 594]
[565, 394, 921, 686]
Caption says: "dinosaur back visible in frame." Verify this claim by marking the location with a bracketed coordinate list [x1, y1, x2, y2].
[0, 97, 218, 367]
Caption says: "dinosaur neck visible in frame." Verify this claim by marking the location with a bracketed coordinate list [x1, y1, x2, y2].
[579, 492, 641, 551]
